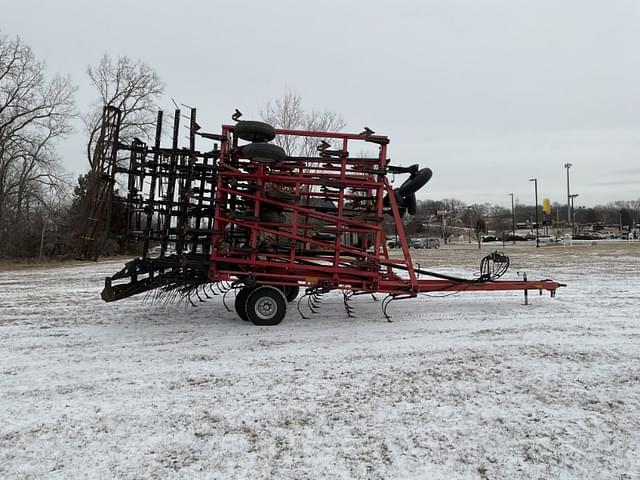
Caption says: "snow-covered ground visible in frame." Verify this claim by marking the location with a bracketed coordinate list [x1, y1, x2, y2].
[1, 243, 638, 479]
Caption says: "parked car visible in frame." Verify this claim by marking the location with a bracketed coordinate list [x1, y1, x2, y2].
[426, 238, 441, 249]
[411, 238, 440, 249]
[386, 239, 400, 249]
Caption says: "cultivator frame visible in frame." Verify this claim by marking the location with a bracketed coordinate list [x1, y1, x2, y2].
[94, 106, 564, 324]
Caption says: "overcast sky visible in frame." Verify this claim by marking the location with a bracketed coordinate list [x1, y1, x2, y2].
[3, 0, 639, 208]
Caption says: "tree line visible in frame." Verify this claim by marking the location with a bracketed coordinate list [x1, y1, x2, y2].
[0, 31, 163, 259]
[1, 32, 638, 260]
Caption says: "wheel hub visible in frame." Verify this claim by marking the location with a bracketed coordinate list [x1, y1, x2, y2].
[255, 296, 277, 320]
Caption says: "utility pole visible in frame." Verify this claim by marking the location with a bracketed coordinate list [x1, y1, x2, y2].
[529, 178, 540, 248]
[564, 163, 572, 231]
[509, 193, 515, 244]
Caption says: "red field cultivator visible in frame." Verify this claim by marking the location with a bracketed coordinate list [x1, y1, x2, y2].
[84, 106, 564, 325]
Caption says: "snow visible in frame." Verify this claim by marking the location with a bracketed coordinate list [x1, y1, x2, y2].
[1, 243, 638, 479]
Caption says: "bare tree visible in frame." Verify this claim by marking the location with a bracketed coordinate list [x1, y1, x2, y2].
[84, 54, 163, 167]
[300, 108, 347, 157]
[465, 204, 488, 249]
[260, 90, 346, 156]
[0, 33, 75, 256]
[74, 55, 163, 258]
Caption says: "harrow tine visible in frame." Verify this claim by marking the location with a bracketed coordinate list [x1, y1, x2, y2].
[222, 287, 235, 312]
[162, 290, 176, 307]
[382, 295, 394, 322]
[342, 290, 356, 318]
[307, 294, 318, 314]
[297, 294, 310, 319]
[188, 291, 197, 307]
[161, 286, 172, 302]
[195, 287, 205, 303]
[178, 291, 190, 308]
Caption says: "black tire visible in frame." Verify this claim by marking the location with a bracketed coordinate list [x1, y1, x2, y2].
[234, 287, 255, 321]
[383, 189, 404, 208]
[266, 190, 295, 202]
[242, 142, 286, 163]
[404, 193, 417, 215]
[245, 286, 287, 326]
[396, 168, 433, 197]
[235, 120, 276, 142]
[279, 285, 300, 302]
[384, 190, 406, 218]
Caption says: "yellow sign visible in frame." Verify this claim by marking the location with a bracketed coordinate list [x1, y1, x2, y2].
[543, 198, 551, 215]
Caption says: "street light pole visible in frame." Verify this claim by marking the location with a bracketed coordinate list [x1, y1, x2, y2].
[569, 193, 579, 234]
[564, 163, 572, 231]
[529, 178, 540, 248]
[508, 193, 515, 245]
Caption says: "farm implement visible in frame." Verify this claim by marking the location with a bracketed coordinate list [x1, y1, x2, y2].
[81, 106, 564, 325]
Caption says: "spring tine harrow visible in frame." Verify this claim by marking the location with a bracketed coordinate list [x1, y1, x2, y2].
[296, 293, 311, 319]
[382, 294, 395, 322]
[193, 285, 204, 303]
[307, 294, 319, 314]
[222, 287, 236, 312]
[96, 107, 564, 327]
[342, 290, 356, 318]
[184, 290, 197, 307]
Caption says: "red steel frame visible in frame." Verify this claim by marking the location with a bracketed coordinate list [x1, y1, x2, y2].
[208, 126, 563, 298]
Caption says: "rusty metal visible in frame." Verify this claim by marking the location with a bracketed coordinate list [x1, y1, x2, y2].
[76, 106, 122, 260]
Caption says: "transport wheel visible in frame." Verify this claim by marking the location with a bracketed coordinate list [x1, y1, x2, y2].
[404, 193, 417, 215]
[279, 285, 300, 302]
[266, 190, 296, 202]
[396, 167, 433, 197]
[242, 142, 287, 163]
[383, 189, 404, 208]
[245, 286, 287, 326]
[234, 287, 255, 321]
[235, 120, 276, 142]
